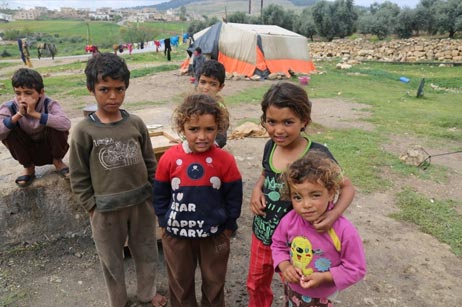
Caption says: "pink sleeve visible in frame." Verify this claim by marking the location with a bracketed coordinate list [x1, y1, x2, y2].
[329, 221, 367, 290]
[271, 216, 291, 272]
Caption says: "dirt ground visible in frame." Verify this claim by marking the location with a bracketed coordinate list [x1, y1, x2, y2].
[1, 56, 461, 307]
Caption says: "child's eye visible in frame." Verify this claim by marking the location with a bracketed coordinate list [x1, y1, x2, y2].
[284, 120, 294, 126]
[117, 87, 126, 93]
[292, 194, 302, 201]
[99, 88, 109, 93]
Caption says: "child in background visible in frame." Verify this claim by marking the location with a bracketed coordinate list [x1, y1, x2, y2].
[192, 47, 206, 88]
[196, 59, 228, 148]
[272, 151, 366, 306]
[0, 68, 71, 187]
[69, 53, 167, 307]
[247, 82, 355, 307]
[153, 94, 243, 307]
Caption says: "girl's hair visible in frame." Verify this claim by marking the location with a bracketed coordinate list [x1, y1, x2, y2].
[260, 82, 312, 128]
[85, 52, 130, 92]
[12, 68, 44, 93]
[173, 94, 229, 135]
[280, 150, 342, 200]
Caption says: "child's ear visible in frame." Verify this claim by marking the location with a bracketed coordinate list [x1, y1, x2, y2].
[219, 83, 225, 91]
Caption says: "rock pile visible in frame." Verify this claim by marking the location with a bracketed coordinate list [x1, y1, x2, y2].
[309, 38, 462, 63]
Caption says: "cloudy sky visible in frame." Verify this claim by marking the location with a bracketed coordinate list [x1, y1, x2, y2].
[5, 0, 420, 10]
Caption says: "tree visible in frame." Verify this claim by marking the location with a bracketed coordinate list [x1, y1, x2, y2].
[179, 6, 187, 21]
[395, 8, 415, 38]
[293, 7, 317, 41]
[312, 1, 336, 41]
[414, 0, 442, 35]
[332, 0, 358, 38]
[227, 11, 249, 24]
[367, 1, 400, 39]
[261, 4, 295, 30]
[435, 0, 462, 38]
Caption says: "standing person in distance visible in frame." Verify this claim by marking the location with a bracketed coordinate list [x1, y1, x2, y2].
[196, 59, 229, 148]
[69, 52, 167, 307]
[192, 47, 206, 88]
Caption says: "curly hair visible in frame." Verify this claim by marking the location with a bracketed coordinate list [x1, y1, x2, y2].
[280, 150, 342, 201]
[260, 81, 311, 128]
[85, 52, 130, 92]
[173, 94, 229, 136]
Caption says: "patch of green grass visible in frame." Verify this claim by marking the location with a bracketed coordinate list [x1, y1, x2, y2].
[310, 62, 462, 142]
[225, 84, 270, 105]
[130, 64, 179, 78]
[37, 60, 87, 74]
[41, 74, 86, 97]
[391, 189, 462, 256]
[313, 128, 392, 193]
[0, 290, 29, 307]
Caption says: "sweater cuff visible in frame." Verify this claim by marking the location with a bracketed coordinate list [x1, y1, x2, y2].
[40, 113, 48, 125]
[157, 215, 167, 227]
[3, 117, 16, 129]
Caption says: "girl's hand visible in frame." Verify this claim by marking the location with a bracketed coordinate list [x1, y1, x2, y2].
[250, 187, 266, 216]
[279, 262, 301, 284]
[300, 272, 333, 289]
[312, 210, 337, 232]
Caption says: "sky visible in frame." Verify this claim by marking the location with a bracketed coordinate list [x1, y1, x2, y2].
[4, 0, 420, 11]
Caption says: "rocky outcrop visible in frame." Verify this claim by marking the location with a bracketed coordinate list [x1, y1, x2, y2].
[0, 170, 88, 249]
[309, 38, 462, 63]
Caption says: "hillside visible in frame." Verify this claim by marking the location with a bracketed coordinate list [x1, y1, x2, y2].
[152, 0, 317, 16]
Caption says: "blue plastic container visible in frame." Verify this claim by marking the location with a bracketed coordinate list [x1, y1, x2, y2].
[399, 77, 410, 83]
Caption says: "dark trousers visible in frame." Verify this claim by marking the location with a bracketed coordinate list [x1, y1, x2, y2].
[162, 232, 230, 307]
[90, 200, 159, 307]
[2, 127, 69, 168]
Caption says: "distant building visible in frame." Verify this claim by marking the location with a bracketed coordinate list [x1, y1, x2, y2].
[14, 9, 41, 20]
[0, 12, 13, 22]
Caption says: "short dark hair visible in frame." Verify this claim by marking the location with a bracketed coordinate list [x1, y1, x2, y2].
[199, 60, 225, 85]
[85, 52, 130, 92]
[195, 47, 202, 54]
[11, 68, 44, 93]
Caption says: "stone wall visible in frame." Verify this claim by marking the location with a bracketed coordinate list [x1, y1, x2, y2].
[309, 38, 462, 63]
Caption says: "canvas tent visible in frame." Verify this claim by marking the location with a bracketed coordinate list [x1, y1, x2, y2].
[183, 22, 316, 78]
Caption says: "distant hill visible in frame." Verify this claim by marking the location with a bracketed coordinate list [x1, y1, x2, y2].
[151, 0, 318, 15]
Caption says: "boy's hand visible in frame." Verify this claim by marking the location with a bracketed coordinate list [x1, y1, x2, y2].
[18, 103, 27, 116]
